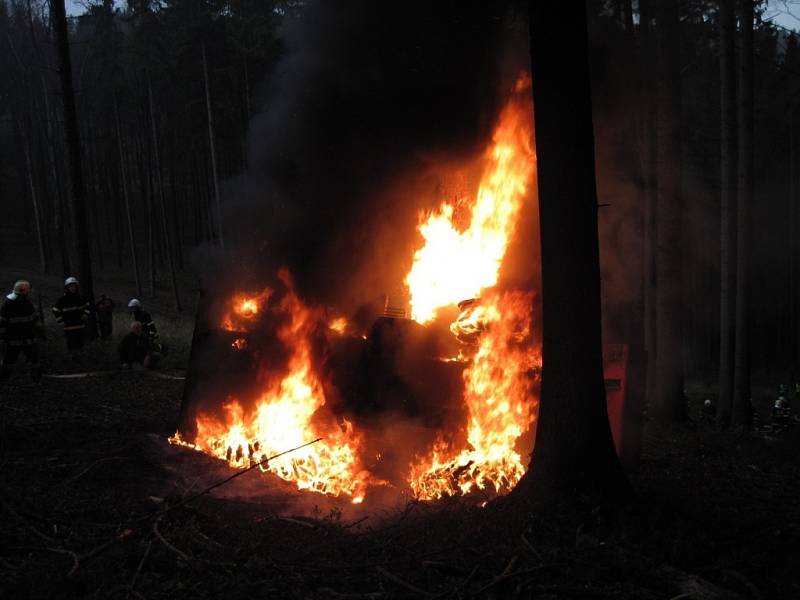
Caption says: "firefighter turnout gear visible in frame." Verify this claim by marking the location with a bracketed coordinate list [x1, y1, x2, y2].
[1, 283, 42, 381]
[128, 300, 158, 342]
[53, 285, 91, 350]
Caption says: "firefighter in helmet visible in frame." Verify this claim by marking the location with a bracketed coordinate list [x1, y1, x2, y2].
[127, 299, 159, 346]
[52, 277, 91, 351]
[0, 280, 43, 381]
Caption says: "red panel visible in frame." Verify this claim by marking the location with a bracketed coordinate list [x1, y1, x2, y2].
[603, 344, 629, 454]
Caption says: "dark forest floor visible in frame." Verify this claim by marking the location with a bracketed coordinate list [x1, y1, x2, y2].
[1, 272, 799, 598]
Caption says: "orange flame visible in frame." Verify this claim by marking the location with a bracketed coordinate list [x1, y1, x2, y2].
[409, 291, 538, 500]
[174, 273, 367, 502]
[221, 288, 273, 331]
[328, 316, 348, 335]
[405, 76, 535, 324]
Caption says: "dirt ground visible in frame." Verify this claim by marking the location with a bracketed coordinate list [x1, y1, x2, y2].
[1, 272, 799, 599]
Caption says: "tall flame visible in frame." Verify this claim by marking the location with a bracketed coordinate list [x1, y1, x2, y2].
[409, 291, 538, 500]
[405, 76, 535, 324]
[173, 273, 367, 503]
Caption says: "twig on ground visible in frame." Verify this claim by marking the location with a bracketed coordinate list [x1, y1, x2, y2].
[342, 515, 369, 529]
[317, 588, 387, 599]
[278, 516, 316, 528]
[61, 456, 128, 488]
[376, 565, 433, 597]
[13, 546, 80, 577]
[127, 540, 153, 599]
[148, 437, 323, 519]
[153, 518, 189, 561]
[520, 533, 544, 565]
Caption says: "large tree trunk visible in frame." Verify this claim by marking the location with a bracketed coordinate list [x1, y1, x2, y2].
[518, 2, 630, 500]
[717, 0, 738, 428]
[654, 0, 685, 422]
[732, 0, 754, 428]
[51, 0, 96, 337]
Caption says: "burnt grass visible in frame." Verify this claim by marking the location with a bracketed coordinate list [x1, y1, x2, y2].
[2, 300, 800, 598]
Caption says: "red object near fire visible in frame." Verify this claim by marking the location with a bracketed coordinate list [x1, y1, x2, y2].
[603, 343, 643, 469]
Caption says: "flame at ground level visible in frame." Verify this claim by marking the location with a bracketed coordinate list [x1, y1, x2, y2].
[409, 291, 539, 500]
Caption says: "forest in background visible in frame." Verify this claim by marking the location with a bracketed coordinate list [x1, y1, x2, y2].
[2, 0, 800, 410]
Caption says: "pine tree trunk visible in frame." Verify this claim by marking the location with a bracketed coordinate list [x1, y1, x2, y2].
[115, 98, 142, 297]
[51, 0, 96, 337]
[203, 42, 225, 251]
[147, 74, 182, 312]
[718, 0, 737, 427]
[732, 0, 753, 428]
[518, 1, 630, 500]
[654, 0, 686, 422]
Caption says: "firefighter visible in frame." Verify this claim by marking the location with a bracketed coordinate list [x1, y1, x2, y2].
[127, 299, 158, 343]
[52, 276, 91, 351]
[0, 280, 42, 381]
[95, 294, 115, 340]
[118, 321, 159, 369]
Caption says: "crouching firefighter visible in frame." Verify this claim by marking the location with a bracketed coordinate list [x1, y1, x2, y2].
[0, 280, 43, 381]
[119, 321, 160, 369]
[52, 277, 91, 351]
[127, 299, 161, 351]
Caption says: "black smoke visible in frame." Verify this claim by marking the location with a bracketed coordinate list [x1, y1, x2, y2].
[222, 0, 530, 313]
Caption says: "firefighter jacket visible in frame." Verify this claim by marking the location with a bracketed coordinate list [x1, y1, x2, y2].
[0, 296, 41, 346]
[132, 309, 158, 340]
[52, 293, 90, 331]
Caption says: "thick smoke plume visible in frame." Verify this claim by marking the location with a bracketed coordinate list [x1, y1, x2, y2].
[223, 0, 529, 313]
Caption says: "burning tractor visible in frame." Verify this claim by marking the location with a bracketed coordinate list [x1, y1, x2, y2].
[171, 75, 542, 507]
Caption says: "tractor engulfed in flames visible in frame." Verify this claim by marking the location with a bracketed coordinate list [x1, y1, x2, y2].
[170, 74, 541, 506]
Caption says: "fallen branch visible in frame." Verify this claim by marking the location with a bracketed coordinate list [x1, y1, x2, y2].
[153, 518, 189, 561]
[127, 540, 152, 599]
[317, 588, 386, 599]
[520, 533, 544, 565]
[376, 565, 433, 597]
[150, 437, 323, 519]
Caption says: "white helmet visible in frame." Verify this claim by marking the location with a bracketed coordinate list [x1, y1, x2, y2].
[64, 276, 78, 286]
[128, 298, 141, 309]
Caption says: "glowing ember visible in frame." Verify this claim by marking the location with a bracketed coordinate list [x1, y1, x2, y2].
[328, 317, 348, 335]
[405, 74, 535, 324]
[231, 338, 248, 351]
[221, 288, 273, 331]
[173, 271, 367, 502]
[409, 291, 539, 500]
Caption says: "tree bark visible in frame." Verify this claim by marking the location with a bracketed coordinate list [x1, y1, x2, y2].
[654, 0, 686, 422]
[147, 74, 182, 312]
[717, 0, 737, 428]
[732, 0, 753, 428]
[115, 98, 142, 297]
[202, 42, 224, 251]
[50, 0, 96, 337]
[518, 1, 630, 500]
[639, 0, 659, 409]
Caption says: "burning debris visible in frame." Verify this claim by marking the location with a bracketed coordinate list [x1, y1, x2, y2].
[173, 75, 540, 507]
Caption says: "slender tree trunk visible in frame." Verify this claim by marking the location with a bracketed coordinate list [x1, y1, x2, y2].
[50, 0, 96, 337]
[203, 42, 224, 251]
[640, 0, 659, 408]
[115, 98, 142, 296]
[42, 75, 71, 276]
[732, 0, 754, 428]
[21, 121, 47, 273]
[518, 1, 630, 500]
[147, 74, 181, 312]
[654, 0, 686, 422]
[718, 0, 738, 427]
